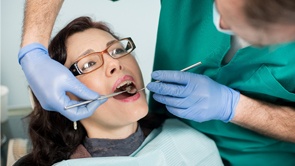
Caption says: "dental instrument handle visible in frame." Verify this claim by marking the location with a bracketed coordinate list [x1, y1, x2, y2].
[180, 61, 202, 72]
[64, 90, 127, 109]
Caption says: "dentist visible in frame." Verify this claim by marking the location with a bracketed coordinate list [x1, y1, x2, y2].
[147, 0, 295, 165]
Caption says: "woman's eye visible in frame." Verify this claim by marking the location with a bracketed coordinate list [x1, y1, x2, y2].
[81, 61, 96, 71]
[111, 48, 126, 55]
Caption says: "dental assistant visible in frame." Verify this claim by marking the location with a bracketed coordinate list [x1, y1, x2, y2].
[147, 0, 295, 165]
[18, 0, 295, 165]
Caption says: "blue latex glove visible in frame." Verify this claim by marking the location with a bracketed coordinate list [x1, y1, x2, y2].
[147, 70, 240, 122]
[18, 43, 107, 121]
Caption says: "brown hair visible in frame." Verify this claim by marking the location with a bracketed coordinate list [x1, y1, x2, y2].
[244, 0, 295, 27]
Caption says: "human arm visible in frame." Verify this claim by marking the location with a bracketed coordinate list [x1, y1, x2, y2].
[147, 70, 295, 143]
[21, 0, 64, 47]
[19, 0, 106, 121]
[233, 95, 295, 143]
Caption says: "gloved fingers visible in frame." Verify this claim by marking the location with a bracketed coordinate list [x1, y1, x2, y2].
[165, 105, 185, 118]
[147, 82, 188, 97]
[152, 93, 192, 108]
[166, 105, 207, 123]
[151, 70, 195, 84]
[62, 99, 107, 121]
[63, 106, 89, 122]
[87, 99, 107, 113]
[64, 76, 100, 101]
[165, 105, 195, 119]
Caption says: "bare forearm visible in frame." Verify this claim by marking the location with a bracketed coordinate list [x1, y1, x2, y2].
[232, 94, 295, 143]
[21, 0, 64, 47]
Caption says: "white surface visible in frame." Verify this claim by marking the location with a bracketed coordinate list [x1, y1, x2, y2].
[1, 0, 160, 109]
[1, 85, 9, 122]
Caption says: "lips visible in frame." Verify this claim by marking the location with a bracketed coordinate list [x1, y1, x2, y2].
[112, 75, 139, 101]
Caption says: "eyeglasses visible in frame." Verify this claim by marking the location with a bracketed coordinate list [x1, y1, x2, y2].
[69, 37, 136, 76]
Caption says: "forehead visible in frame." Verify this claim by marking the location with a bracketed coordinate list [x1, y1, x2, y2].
[67, 28, 116, 51]
[65, 28, 116, 66]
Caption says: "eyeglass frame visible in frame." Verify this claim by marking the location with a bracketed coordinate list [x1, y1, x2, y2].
[69, 37, 136, 76]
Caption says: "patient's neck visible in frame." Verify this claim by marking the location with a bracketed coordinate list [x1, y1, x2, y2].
[83, 124, 145, 157]
[84, 122, 139, 139]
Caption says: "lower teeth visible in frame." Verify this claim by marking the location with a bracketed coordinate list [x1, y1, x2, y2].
[125, 86, 137, 94]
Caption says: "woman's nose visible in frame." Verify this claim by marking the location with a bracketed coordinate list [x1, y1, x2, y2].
[103, 54, 123, 76]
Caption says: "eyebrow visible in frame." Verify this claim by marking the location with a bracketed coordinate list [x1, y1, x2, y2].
[77, 39, 117, 58]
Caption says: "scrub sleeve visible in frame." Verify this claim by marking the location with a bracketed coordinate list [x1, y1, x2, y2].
[148, 0, 295, 165]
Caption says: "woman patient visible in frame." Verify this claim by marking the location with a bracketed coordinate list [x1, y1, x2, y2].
[15, 16, 223, 166]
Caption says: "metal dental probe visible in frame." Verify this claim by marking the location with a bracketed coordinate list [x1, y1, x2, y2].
[64, 61, 202, 110]
[65, 90, 128, 110]
[64, 87, 145, 110]
[179, 61, 202, 72]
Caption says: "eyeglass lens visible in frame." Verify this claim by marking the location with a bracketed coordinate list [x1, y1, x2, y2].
[77, 39, 133, 74]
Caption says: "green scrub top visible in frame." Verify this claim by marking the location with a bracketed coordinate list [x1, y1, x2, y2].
[148, 0, 295, 165]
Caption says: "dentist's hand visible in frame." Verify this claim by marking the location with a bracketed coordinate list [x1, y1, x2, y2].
[147, 71, 240, 122]
[18, 43, 107, 121]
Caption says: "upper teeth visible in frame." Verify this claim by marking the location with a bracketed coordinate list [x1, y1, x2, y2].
[116, 81, 132, 89]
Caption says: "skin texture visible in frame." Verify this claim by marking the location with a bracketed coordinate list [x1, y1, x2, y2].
[64, 28, 148, 139]
[233, 95, 295, 142]
[21, 0, 64, 47]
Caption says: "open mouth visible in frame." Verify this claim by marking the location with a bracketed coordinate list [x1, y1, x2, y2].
[113, 81, 138, 100]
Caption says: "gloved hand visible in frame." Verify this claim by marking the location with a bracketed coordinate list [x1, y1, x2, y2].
[18, 43, 107, 121]
[147, 70, 240, 122]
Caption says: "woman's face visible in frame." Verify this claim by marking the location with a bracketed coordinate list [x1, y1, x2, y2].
[64, 28, 148, 138]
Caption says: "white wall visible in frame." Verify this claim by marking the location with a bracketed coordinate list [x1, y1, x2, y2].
[1, 0, 160, 109]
